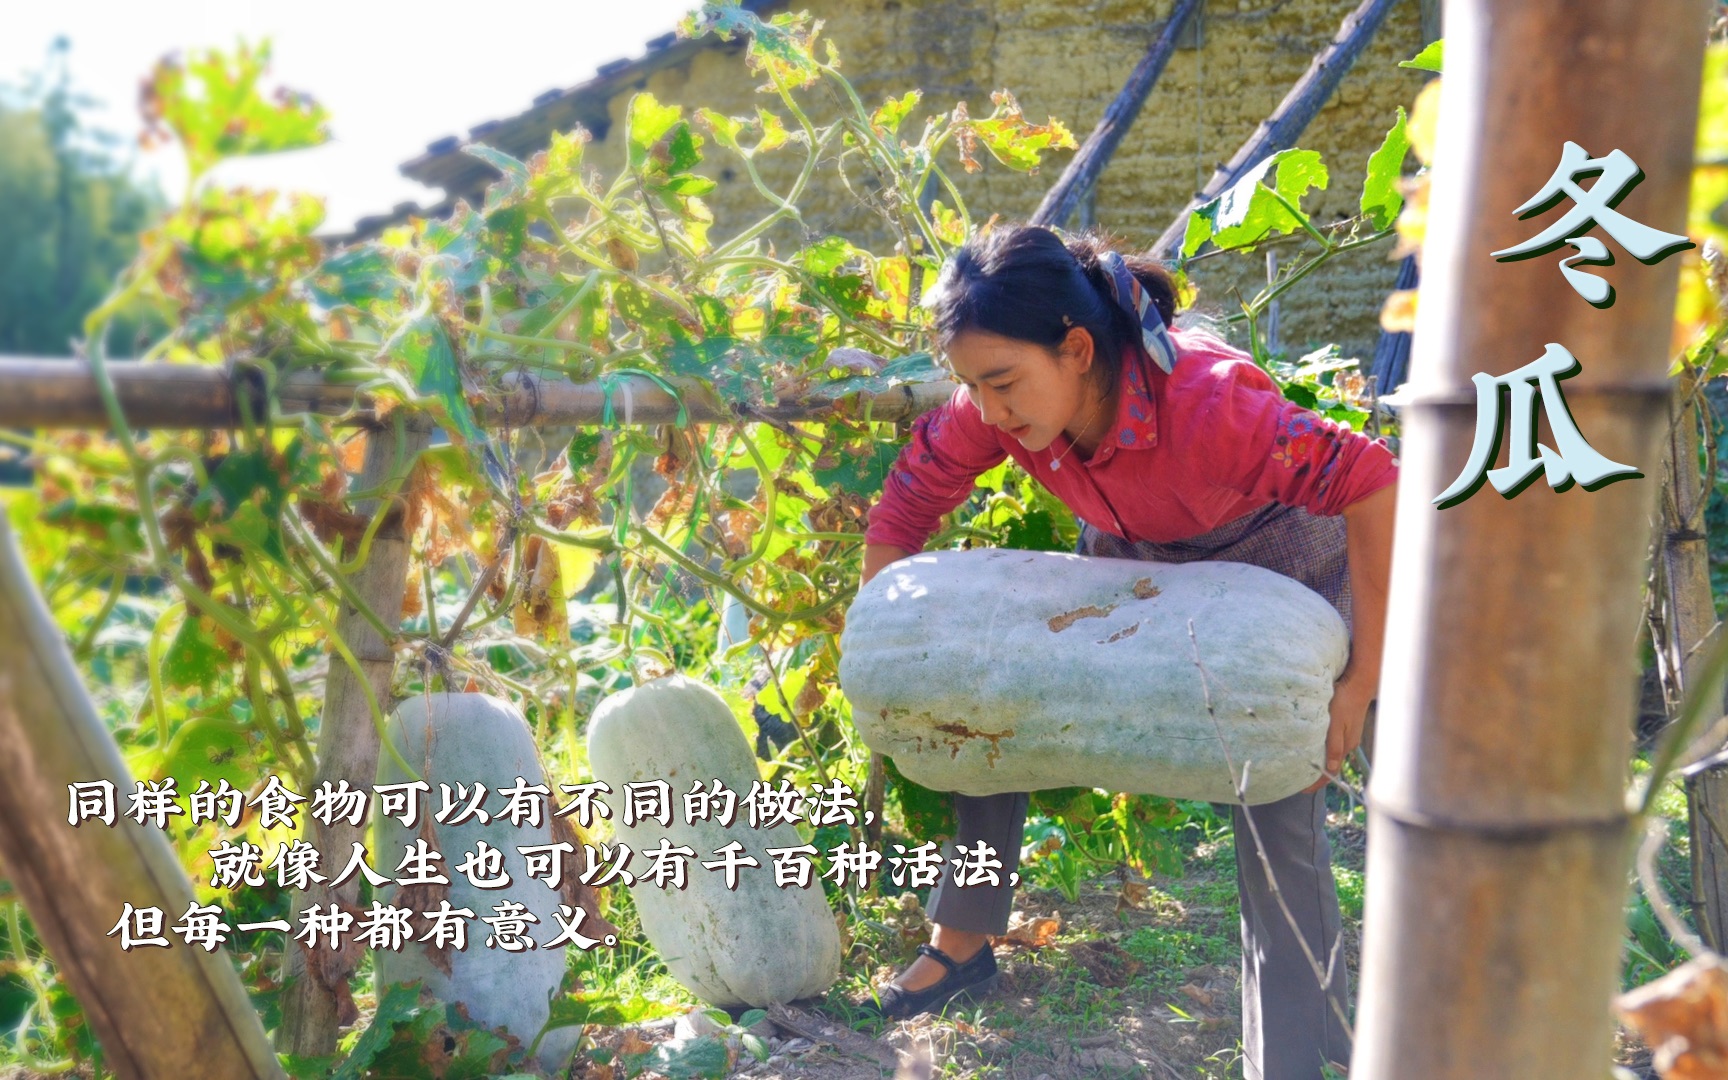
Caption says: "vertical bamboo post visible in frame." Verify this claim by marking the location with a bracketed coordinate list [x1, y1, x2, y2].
[279, 417, 430, 1056]
[1353, 2, 1707, 1077]
[0, 515, 284, 1080]
[1668, 370, 1728, 949]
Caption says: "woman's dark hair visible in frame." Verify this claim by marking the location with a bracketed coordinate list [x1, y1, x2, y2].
[925, 224, 1180, 391]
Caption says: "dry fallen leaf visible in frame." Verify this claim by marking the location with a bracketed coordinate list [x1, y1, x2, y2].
[992, 911, 1060, 949]
[617, 1029, 655, 1058]
[1179, 982, 1216, 1009]
[1616, 952, 1728, 1079]
[1117, 880, 1149, 912]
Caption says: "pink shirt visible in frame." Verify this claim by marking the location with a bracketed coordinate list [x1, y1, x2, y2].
[864, 327, 1400, 551]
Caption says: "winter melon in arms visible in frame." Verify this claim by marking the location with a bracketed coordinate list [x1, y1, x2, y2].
[838, 548, 1349, 805]
[586, 675, 841, 1006]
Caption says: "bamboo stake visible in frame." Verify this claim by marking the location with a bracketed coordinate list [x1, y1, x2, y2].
[0, 356, 954, 431]
[1149, 0, 1401, 259]
[1352, 1, 1707, 1076]
[1028, 0, 1203, 229]
[0, 514, 284, 1080]
[277, 416, 430, 1056]
[1665, 371, 1728, 950]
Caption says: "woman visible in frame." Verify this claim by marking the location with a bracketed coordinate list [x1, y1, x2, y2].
[854, 224, 1397, 1080]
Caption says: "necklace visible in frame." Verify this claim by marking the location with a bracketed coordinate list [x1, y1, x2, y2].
[1048, 391, 1108, 472]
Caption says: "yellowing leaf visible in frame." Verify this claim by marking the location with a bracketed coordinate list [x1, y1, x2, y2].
[555, 543, 600, 599]
[1380, 289, 1419, 334]
[1617, 954, 1728, 1080]
[1407, 79, 1443, 167]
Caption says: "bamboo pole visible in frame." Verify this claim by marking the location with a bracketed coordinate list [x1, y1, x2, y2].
[0, 356, 955, 431]
[1028, 0, 1203, 229]
[0, 514, 284, 1080]
[1666, 371, 1728, 950]
[1352, 1, 1707, 1076]
[277, 416, 430, 1056]
[1150, 0, 1401, 259]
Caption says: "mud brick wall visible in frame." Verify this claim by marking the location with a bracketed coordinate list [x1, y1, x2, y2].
[580, 0, 1431, 362]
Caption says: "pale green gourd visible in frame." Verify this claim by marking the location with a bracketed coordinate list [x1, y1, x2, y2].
[375, 692, 580, 1072]
[586, 675, 841, 1006]
[839, 548, 1349, 805]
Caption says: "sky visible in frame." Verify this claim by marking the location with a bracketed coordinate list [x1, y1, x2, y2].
[1, 1, 700, 233]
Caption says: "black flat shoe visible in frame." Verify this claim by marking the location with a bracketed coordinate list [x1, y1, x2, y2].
[856, 942, 1000, 1021]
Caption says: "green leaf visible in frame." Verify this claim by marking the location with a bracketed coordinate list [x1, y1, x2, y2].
[419, 206, 489, 292]
[161, 717, 254, 791]
[689, 5, 825, 87]
[143, 41, 330, 175]
[664, 333, 818, 405]
[1272, 148, 1328, 207]
[967, 103, 1077, 171]
[1000, 508, 1064, 551]
[540, 992, 666, 1036]
[820, 351, 946, 396]
[811, 441, 898, 496]
[331, 982, 427, 1080]
[201, 448, 290, 560]
[697, 107, 745, 152]
[872, 90, 922, 136]
[618, 1036, 732, 1078]
[390, 315, 484, 445]
[464, 144, 531, 215]
[308, 247, 401, 310]
[627, 93, 684, 171]
[162, 613, 226, 693]
[800, 235, 859, 277]
[566, 430, 607, 477]
[1360, 107, 1410, 230]
[658, 173, 717, 196]
[277, 1053, 338, 1079]
[662, 123, 704, 175]
[884, 755, 957, 841]
[754, 108, 790, 154]
[1400, 39, 1444, 72]
[1180, 204, 1218, 259]
[1182, 149, 1328, 255]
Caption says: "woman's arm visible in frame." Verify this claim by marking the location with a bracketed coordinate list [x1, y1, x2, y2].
[1305, 480, 1397, 792]
[863, 389, 1008, 555]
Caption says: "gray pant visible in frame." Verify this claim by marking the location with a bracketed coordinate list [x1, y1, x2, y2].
[924, 788, 1351, 1080]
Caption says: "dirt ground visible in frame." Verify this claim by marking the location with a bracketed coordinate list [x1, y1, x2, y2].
[567, 807, 1665, 1080]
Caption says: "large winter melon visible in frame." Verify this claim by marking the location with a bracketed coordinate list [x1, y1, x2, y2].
[838, 549, 1349, 805]
[586, 675, 841, 1006]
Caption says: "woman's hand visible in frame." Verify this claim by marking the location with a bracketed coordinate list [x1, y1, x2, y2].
[862, 543, 913, 586]
[1305, 663, 1376, 793]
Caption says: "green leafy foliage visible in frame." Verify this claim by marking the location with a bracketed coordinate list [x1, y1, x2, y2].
[1400, 39, 1444, 73]
[140, 39, 329, 174]
[1181, 148, 1330, 258]
[1360, 107, 1410, 231]
[1021, 790, 1209, 903]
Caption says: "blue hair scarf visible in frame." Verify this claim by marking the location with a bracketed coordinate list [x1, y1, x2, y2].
[1099, 250, 1178, 375]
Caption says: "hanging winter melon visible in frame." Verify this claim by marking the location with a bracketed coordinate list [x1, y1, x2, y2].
[586, 675, 841, 1006]
[839, 548, 1349, 805]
